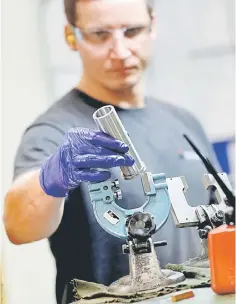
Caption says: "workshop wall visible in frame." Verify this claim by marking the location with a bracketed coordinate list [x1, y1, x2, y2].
[1, 0, 235, 304]
[42, 0, 235, 140]
[2, 0, 57, 303]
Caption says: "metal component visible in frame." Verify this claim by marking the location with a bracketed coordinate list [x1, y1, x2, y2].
[132, 238, 151, 254]
[88, 172, 171, 239]
[112, 180, 120, 188]
[196, 204, 216, 225]
[198, 225, 212, 239]
[109, 238, 185, 293]
[203, 173, 233, 206]
[115, 189, 122, 200]
[122, 239, 152, 255]
[211, 210, 225, 226]
[167, 176, 199, 227]
[198, 229, 208, 239]
[195, 201, 225, 231]
[141, 171, 152, 193]
[154, 240, 168, 247]
[169, 172, 232, 269]
[126, 212, 156, 240]
[128, 238, 164, 291]
[122, 244, 129, 254]
[167, 173, 232, 228]
[122, 239, 167, 254]
[93, 105, 146, 179]
[225, 206, 235, 225]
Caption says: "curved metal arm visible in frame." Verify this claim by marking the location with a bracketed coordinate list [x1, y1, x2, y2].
[88, 172, 171, 239]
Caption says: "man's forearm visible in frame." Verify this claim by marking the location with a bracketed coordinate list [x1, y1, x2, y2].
[3, 169, 65, 244]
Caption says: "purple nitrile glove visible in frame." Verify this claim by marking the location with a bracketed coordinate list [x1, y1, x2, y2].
[39, 127, 135, 197]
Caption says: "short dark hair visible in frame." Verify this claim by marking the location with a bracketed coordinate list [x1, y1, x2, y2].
[64, 0, 77, 26]
[64, 0, 154, 26]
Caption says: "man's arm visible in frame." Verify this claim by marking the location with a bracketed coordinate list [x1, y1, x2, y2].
[3, 123, 66, 244]
[4, 169, 65, 244]
[3, 124, 134, 245]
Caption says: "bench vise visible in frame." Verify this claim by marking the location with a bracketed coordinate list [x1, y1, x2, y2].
[86, 104, 236, 298]
[87, 105, 234, 293]
[87, 105, 186, 293]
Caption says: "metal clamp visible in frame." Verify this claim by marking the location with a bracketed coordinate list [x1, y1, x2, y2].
[167, 173, 233, 228]
[88, 172, 171, 239]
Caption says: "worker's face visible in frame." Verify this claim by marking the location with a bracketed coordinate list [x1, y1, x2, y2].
[65, 0, 156, 91]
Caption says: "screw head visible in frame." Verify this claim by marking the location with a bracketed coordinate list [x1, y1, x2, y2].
[115, 189, 122, 200]
[198, 229, 208, 239]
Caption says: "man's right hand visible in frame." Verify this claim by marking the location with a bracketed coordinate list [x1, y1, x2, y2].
[39, 127, 134, 197]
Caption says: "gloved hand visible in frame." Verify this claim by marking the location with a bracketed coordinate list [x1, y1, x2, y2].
[39, 127, 135, 197]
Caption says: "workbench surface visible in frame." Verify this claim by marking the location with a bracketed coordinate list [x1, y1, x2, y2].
[123, 288, 235, 304]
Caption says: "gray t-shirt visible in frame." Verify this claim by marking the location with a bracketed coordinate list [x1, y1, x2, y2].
[13, 89, 219, 304]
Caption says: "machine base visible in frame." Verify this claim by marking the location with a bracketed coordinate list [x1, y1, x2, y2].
[108, 238, 185, 293]
[108, 269, 185, 293]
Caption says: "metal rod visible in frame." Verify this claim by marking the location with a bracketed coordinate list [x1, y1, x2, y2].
[93, 105, 146, 180]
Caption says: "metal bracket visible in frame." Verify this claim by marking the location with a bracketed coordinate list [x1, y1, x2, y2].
[166, 173, 233, 228]
[167, 172, 233, 268]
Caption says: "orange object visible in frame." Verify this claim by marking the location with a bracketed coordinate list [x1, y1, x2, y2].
[171, 290, 194, 302]
[208, 224, 236, 295]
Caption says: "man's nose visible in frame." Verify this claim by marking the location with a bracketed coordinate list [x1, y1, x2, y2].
[109, 38, 132, 60]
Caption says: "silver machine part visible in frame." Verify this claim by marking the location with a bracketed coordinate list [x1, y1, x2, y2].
[93, 105, 146, 180]
[166, 172, 233, 269]
[166, 173, 233, 228]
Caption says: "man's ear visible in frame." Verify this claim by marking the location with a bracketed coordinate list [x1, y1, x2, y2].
[64, 24, 77, 51]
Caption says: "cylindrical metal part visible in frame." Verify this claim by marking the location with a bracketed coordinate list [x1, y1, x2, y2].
[93, 105, 146, 179]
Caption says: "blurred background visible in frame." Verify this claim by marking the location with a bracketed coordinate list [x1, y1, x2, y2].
[1, 0, 235, 303]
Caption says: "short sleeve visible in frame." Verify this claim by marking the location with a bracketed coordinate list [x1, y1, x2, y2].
[13, 123, 65, 181]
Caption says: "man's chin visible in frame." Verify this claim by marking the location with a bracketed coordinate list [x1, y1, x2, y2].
[107, 76, 141, 91]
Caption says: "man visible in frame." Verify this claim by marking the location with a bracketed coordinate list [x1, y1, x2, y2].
[3, 0, 219, 303]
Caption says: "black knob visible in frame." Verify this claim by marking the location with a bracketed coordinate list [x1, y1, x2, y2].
[127, 212, 156, 240]
[198, 229, 208, 239]
[198, 225, 212, 239]
[153, 240, 167, 247]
